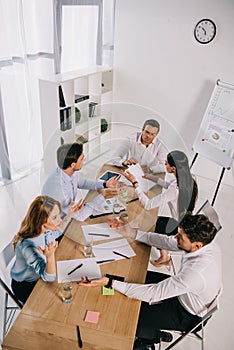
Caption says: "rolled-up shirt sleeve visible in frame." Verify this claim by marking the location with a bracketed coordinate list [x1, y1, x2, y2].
[135, 181, 177, 211]
[150, 142, 168, 174]
[77, 174, 104, 190]
[136, 230, 179, 251]
[112, 137, 131, 166]
[112, 268, 201, 304]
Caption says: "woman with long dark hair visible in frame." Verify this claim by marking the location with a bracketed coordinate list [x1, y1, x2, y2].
[122, 150, 198, 266]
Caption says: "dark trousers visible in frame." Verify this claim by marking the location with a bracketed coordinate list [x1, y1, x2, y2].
[136, 271, 202, 341]
[155, 216, 178, 236]
[11, 279, 38, 304]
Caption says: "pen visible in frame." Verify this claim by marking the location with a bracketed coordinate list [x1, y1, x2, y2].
[76, 325, 83, 348]
[96, 259, 115, 264]
[67, 263, 83, 275]
[88, 233, 110, 237]
[113, 251, 130, 259]
[126, 197, 138, 204]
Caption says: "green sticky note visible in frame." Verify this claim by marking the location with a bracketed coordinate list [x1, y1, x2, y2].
[102, 286, 114, 295]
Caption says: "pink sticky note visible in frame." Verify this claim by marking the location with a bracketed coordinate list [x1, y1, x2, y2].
[84, 310, 100, 324]
[129, 221, 139, 229]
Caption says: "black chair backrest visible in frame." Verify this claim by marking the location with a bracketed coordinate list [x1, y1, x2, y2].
[0, 278, 23, 309]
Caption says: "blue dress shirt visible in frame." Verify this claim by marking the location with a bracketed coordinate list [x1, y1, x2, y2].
[42, 167, 106, 220]
[11, 229, 62, 283]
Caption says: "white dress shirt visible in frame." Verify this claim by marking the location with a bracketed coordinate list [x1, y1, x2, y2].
[113, 232, 222, 317]
[135, 178, 179, 219]
[112, 132, 168, 173]
[42, 167, 106, 221]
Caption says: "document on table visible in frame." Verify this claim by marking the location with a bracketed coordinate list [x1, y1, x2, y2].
[91, 197, 126, 217]
[127, 163, 155, 192]
[93, 238, 136, 261]
[82, 223, 122, 242]
[57, 258, 101, 283]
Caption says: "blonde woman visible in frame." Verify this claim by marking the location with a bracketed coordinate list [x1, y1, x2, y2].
[11, 195, 84, 303]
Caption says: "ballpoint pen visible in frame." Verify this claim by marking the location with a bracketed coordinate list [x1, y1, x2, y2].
[126, 197, 138, 204]
[76, 325, 83, 348]
[96, 259, 115, 264]
[113, 251, 130, 259]
[88, 233, 110, 237]
[67, 263, 83, 275]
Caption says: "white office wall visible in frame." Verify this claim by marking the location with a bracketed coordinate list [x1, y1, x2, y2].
[112, 0, 234, 186]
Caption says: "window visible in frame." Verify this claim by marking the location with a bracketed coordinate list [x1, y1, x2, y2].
[0, 0, 115, 183]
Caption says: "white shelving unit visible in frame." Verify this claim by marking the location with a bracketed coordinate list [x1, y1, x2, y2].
[39, 66, 113, 173]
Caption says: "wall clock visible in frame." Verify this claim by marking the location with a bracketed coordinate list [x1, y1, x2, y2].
[194, 19, 216, 44]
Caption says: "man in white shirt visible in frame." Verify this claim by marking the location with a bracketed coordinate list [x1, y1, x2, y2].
[42, 143, 119, 221]
[112, 119, 168, 173]
[80, 214, 222, 349]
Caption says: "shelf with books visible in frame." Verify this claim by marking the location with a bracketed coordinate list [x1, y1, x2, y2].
[39, 66, 113, 173]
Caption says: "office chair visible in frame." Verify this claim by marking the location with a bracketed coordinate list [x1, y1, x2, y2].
[195, 199, 222, 232]
[0, 242, 23, 341]
[157, 288, 222, 350]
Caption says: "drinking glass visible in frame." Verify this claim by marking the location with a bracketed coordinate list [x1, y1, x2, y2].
[118, 182, 129, 206]
[112, 200, 121, 220]
[61, 279, 73, 303]
[84, 238, 93, 258]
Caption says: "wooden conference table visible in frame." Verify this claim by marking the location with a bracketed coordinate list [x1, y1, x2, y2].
[2, 165, 162, 350]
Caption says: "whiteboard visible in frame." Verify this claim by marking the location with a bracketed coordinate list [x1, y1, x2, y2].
[192, 80, 234, 169]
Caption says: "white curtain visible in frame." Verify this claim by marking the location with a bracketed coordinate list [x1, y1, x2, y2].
[0, 0, 115, 182]
[0, 0, 55, 180]
[61, 5, 99, 72]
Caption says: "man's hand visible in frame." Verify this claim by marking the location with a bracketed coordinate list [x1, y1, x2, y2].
[79, 276, 108, 287]
[106, 175, 120, 188]
[68, 199, 86, 217]
[108, 218, 137, 240]
[123, 157, 138, 166]
[120, 170, 137, 184]
[102, 188, 119, 199]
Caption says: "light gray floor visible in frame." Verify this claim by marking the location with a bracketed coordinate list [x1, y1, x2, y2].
[0, 154, 234, 349]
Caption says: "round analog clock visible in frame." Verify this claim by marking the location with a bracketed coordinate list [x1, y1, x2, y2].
[194, 19, 216, 44]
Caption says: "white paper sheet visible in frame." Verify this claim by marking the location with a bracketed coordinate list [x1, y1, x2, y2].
[92, 238, 136, 261]
[82, 223, 122, 242]
[57, 258, 101, 283]
[127, 163, 155, 192]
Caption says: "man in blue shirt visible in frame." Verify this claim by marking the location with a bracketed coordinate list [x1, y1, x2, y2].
[42, 143, 119, 221]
